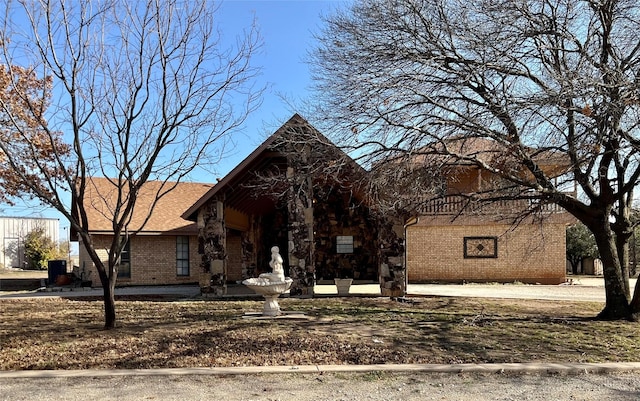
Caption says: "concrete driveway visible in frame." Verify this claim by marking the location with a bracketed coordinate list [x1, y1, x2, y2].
[0, 275, 628, 303]
[406, 276, 618, 302]
[319, 276, 617, 302]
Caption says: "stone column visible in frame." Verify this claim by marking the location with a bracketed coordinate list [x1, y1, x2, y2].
[240, 218, 257, 280]
[377, 216, 406, 297]
[286, 167, 315, 296]
[198, 198, 227, 296]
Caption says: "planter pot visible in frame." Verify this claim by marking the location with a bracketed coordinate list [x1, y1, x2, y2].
[334, 278, 353, 295]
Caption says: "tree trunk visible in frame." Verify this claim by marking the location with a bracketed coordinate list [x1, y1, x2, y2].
[629, 278, 640, 321]
[97, 266, 117, 329]
[568, 257, 579, 275]
[593, 230, 631, 320]
[631, 230, 637, 277]
[615, 229, 632, 297]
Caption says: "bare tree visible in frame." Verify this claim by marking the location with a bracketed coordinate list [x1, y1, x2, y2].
[0, 0, 262, 328]
[311, 0, 640, 319]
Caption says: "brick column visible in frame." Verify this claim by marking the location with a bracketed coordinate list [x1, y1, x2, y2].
[198, 198, 227, 295]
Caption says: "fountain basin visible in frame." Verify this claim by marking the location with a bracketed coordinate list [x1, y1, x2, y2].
[243, 277, 293, 316]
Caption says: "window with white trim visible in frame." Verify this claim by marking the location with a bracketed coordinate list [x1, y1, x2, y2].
[336, 236, 354, 254]
[176, 236, 190, 276]
[117, 238, 131, 278]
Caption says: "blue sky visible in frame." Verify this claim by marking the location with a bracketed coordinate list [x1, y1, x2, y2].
[213, 0, 345, 177]
[3, 0, 346, 241]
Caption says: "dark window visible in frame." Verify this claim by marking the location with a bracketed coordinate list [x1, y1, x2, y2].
[117, 238, 131, 278]
[176, 236, 190, 276]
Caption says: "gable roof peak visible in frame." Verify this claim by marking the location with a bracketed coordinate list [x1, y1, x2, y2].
[182, 113, 345, 220]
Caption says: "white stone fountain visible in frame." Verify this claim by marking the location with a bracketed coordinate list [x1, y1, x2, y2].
[242, 246, 293, 317]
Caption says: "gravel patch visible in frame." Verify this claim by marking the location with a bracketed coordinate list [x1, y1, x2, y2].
[1, 371, 640, 400]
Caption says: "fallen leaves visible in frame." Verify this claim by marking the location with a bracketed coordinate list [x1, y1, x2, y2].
[0, 296, 634, 370]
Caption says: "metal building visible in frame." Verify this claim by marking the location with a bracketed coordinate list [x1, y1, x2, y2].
[0, 217, 59, 269]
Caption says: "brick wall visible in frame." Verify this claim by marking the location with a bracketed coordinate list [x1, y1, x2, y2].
[79, 234, 199, 287]
[407, 219, 567, 284]
[227, 233, 242, 282]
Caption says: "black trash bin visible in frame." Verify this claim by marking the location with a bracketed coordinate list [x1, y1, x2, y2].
[47, 260, 67, 285]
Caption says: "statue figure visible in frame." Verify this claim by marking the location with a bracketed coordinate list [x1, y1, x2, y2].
[259, 246, 285, 282]
[243, 245, 293, 317]
[269, 246, 284, 277]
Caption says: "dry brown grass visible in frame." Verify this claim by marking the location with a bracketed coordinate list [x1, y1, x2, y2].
[1, 296, 639, 370]
[0, 268, 47, 279]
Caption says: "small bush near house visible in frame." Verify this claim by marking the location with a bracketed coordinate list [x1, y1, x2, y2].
[23, 227, 60, 270]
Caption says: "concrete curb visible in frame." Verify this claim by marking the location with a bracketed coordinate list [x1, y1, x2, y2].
[2, 362, 640, 379]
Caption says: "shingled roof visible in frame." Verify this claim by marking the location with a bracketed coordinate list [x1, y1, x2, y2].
[82, 178, 212, 235]
[182, 113, 363, 220]
[403, 136, 569, 167]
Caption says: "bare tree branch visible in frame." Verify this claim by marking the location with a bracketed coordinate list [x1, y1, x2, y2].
[311, 0, 640, 319]
[0, 0, 263, 328]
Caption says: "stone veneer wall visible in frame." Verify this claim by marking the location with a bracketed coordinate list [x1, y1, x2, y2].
[313, 190, 379, 281]
[376, 215, 406, 296]
[406, 219, 567, 284]
[240, 227, 257, 280]
[198, 199, 227, 294]
[79, 234, 200, 287]
[286, 169, 315, 296]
